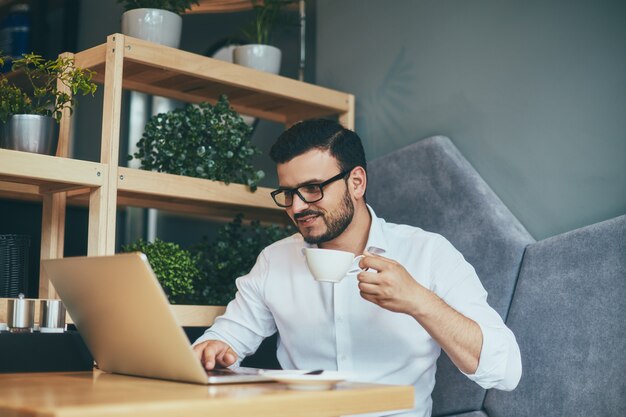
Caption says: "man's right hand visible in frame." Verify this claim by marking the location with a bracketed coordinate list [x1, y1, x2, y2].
[192, 340, 238, 370]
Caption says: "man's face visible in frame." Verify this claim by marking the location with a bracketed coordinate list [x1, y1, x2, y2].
[276, 149, 354, 245]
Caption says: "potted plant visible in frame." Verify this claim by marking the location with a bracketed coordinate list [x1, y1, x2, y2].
[233, 0, 298, 74]
[0, 53, 97, 155]
[118, 0, 199, 48]
[122, 238, 199, 304]
[128, 95, 265, 191]
[122, 217, 293, 306]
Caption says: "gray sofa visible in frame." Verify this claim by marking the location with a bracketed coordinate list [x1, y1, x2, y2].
[367, 136, 626, 417]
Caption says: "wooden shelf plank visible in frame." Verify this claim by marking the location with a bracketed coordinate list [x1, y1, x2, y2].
[0, 298, 224, 328]
[73, 43, 107, 71]
[170, 304, 225, 327]
[115, 167, 289, 225]
[0, 149, 105, 188]
[117, 193, 289, 225]
[0, 181, 40, 200]
[117, 167, 274, 208]
[0, 183, 94, 207]
[62, 184, 289, 225]
[65, 191, 289, 225]
[73, 34, 351, 123]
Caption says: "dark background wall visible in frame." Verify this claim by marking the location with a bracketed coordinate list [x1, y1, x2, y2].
[316, 0, 626, 240]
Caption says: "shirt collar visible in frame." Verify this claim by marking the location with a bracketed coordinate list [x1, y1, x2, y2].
[301, 204, 389, 255]
[364, 204, 388, 255]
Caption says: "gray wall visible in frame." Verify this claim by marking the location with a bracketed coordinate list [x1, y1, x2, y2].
[317, 0, 626, 240]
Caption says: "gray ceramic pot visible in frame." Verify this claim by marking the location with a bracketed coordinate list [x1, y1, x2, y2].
[121, 8, 183, 48]
[233, 44, 282, 74]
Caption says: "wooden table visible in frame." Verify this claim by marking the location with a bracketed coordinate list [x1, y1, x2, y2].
[0, 371, 414, 417]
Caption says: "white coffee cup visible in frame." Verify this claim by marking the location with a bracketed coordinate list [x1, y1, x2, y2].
[302, 248, 365, 283]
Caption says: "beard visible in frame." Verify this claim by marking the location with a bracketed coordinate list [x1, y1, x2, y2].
[296, 189, 355, 245]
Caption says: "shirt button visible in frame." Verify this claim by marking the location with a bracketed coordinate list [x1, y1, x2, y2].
[336, 316, 343, 322]
[340, 355, 347, 361]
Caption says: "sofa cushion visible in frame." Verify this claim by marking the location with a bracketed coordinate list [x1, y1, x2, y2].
[368, 136, 534, 416]
[484, 215, 626, 417]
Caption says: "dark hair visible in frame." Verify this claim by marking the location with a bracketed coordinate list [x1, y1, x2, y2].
[269, 119, 367, 173]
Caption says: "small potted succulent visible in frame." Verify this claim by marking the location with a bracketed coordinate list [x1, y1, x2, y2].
[118, 0, 199, 48]
[233, 0, 298, 74]
[129, 95, 265, 191]
[0, 53, 97, 155]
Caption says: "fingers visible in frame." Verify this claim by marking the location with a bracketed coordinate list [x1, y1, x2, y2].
[359, 290, 382, 306]
[216, 346, 237, 368]
[357, 270, 379, 284]
[194, 341, 238, 370]
[359, 250, 395, 271]
[357, 280, 379, 295]
[201, 343, 219, 370]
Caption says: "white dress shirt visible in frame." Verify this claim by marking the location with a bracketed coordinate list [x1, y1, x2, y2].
[194, 206, 522, 417]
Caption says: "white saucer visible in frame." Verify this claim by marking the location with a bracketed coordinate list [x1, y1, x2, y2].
[260, 370, 345, 390]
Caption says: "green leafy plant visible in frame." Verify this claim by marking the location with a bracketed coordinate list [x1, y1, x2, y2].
[240, 0, 298, 45]
[0, 53, 97, 124]
[122, 217, 294, 306]
[130, 95, 264, 191]
[122, 238, 199, 304]
[192, 215, 295, 305]
[117, 0, 199, 15]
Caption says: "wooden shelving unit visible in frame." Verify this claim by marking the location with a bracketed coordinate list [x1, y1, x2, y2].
[0, 33, 355, 326]
[78, 39, 350, 126]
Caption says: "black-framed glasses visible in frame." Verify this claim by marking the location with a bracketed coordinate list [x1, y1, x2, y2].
[270, 169, 353, 208]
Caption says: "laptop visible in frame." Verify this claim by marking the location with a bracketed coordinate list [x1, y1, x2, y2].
[42, 252, 269, 385]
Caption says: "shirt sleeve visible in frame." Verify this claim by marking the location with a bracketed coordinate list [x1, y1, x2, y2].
[192, 250, 277, 365]
[430, 237, 522, 391]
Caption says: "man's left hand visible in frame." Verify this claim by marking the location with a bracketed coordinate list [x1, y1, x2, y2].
[357, 251, 423, 315]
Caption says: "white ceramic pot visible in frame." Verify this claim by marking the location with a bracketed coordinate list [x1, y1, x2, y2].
[0, 114, 58, 155]
[233, 44, 282, 74]
[121, 8, 182, 48]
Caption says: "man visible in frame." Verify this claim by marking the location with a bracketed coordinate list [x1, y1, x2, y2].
[193, 119, 521, 417]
